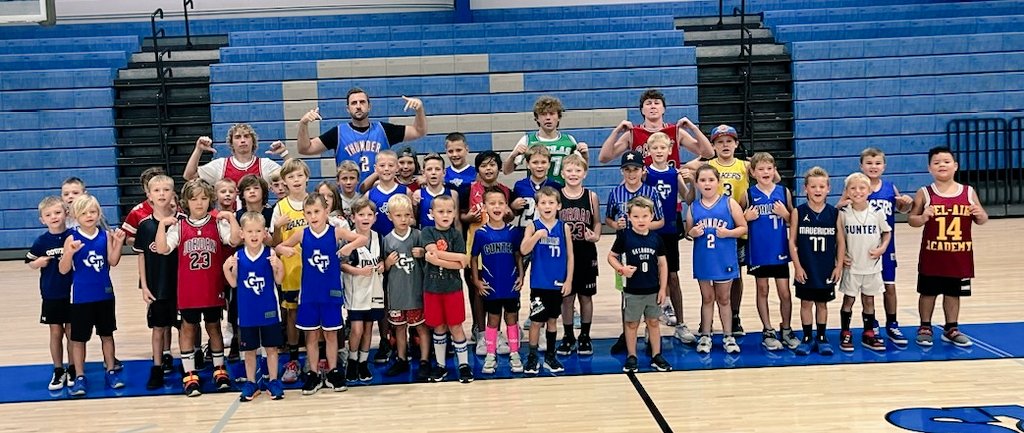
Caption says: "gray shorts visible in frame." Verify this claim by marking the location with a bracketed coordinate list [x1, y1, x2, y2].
[622, 292, 660, 323]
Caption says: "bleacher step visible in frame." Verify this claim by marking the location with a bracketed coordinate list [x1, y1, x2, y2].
[697, 44, 786, 58]
[675, 15, 762, 32]
[130, 49, 219, 63]
[683, 28, 774, 46]
[118, 66, 210, 80]
[141, 35, 228, 52]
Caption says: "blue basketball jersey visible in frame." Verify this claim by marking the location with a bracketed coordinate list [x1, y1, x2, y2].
[868, 180, 898, 256]
[691, 197, 739, 281]
[337, 121, 390, 183]
[644, 165, 679, 234]
[747, 184, 790, 266]
[471, 224, 521, 300]
[300, 226, 344, 304]
[795, 203, 839, 291]
[70, 227, 114, 304]
[528, 219, 568, 291]
[368, 183, 408, 236]
[511, 177, 562, 228]
[235, 246, 281, 327]
[418, 185, 452, 228]
[445, 165, 476, 199]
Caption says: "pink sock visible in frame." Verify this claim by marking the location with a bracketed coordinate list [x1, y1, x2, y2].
[485, 326, 498, 355]
[507, 324, 521, 352]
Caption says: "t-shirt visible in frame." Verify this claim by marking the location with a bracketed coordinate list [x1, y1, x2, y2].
[121, 200, 154, 236]
[133, 215, 180, 301]
[418, 185, 454, 228]
[319, 121, 406, 182]
[343, 230, 384, 311]
[841, 206, 891, 275]
[26, 229, 73, 300]
[383, 228, 424, 310]
[421, 226, 466, 294]
[471, 224, 522, 300]
[611, 229, 665, 294]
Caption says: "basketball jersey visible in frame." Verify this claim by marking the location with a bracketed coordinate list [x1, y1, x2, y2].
[709, 159, 749, 205]
[368, 183, 407, 235]
[747, 184, 790, 266]
[223, 156, 264, 184]
[337, 121, 390, 182]
[275, 197, 307, 291]
[528, 219, 568, 291]
[472, 224, 521, 300]
[512, 177, 562, 228]
[235, 246, 281, 327]
[445, 165, 476, 197]
[795, 203, 839, 290]
[418, 185, 452, 228]
[383, 228, 424, 310]
[605, 184, 664, 230]
[69, 227, 114, 304]
[134, 216, 179, 301]
[919, 184, 975, 278]
[869, 180, 898, 258]
[176, 215, 227, 309]
[631, 124, 681, 167]
[841, 206, 890, 275]
[644, 165, 679, 234]
[300, 226, 344, 305]
[466, 181, 511, 263]
[691, 196, 740, 281]
[343, 231, 384, 311]
[340, 193, 360, 222]
[612, 229, 664, 294]
[559, 188, 599, 281]
[525, 132, 577, 184]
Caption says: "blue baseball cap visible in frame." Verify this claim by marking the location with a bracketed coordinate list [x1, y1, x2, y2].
[710, 125, 737, 142]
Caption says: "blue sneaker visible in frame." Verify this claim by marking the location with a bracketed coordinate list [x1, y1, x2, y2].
[239, 381, 260, 402]
[266, 379, 285, 400]
[794, 342, 812, 356]
[817, 341, 834, 356]
[106, 369, 125, 389]
[70, 375, 88, 396]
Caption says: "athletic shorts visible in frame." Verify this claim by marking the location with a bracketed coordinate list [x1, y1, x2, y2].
[571, 241, 598, 297]
[749, 264, 791, 279]
[839, 272, 884, 297]
[147, 299, 179, 328]
[239, 323, 283, 351]
[388, 309, 425, 326]
[424, 291, 465, 328]
[882, 252, 897, 284]
[40, 298, 71, 325]
[180, 307, 223, 326]
[917, 275, 971, 298]
[279, 288, 299, 310]
[348, 308, 385, 323]
[795, 286, 836, 303]
[296, 302, 344, 331]
[659, 233, 681, 273]
[70, 299, 116, 342]
[737, 238, 748, 268]
[528, 289, 562, 322]
[622, 292, 660, 323]
[483, 297, 520, 316]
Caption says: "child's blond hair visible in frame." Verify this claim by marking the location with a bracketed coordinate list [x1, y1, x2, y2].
[179, 179, 214, 210]
[239, 211, 266, 228]
[803, 166, 829, 183]
[524, 145, 551, 163]
[562, 153, 588, 172]
[38, 196, 64, 216]
[71, 194, 102, 219]
[646, 131, 672, 148]
[214, 178, 237, 191]
[844, 172, 871, 189]
[749, 152, 776, 168]
[387, 193, 413, 216]
[280, 158, 310, 179]
[626, 196, 656, 214]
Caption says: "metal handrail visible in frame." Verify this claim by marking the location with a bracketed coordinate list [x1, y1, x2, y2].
[735, 0, 755, 150]
[150, 8, 173, 175]
[183, 0, 194, 49]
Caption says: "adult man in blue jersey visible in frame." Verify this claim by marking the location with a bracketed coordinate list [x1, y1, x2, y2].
[296, 87, 427, 182]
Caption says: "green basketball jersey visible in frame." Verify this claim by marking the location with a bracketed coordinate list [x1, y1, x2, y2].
[527, 131, 577, 184]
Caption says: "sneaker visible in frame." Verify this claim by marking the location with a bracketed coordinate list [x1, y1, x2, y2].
[723, 336, 741, 354]
[497, 332, 511, 355]
[650, 353, 672, 372]
[696, 335, 713, 354]
[887, 323, 909, 346]
[112, 358, 124, 372]
[266, 379, 285, 400]
[281, 360, 300, 384]
[430, 363, 448, 382]
[610, 334, 627, 355]
[817, 340, 834, 356]
[732, 320, 746, 337]
[146, 365, 164, 390]
[660, 304, 678, 326]
[69, 375, 87, 396]
[416, 360, 432, 382]
[916, 326, 934, 347]
[481, 354, 497, 374]
[522, 318, 532, 330]
[761, 329, 783, 351]
[106, 369, 125, 389]
[346, 359, 359, 382]
[523, 353, 540, 374]
[780, 328, 801, 350]
[301, 371, 322, 395]
[373, 339, 392, 364]
[385, 358, 410, 377]
[182, 372, 201, 397]
[862, 330, 886, 351]
[48, 367, 66, 391]
[458, 363, 474, 383]
[577, 335, 594, 356]
[324, 368, 347, 392]
[794, 341, 812, 356]
[674, 324, 696, 344]
[475, 339, 487, 356]
[839, 330, 854, 352]
[239, 381, 260, 402]
[555, 337, 576, 356]
[214, 367, 232, 390]
[941, 328, 973, 347]
[509, 352, 525, 373]
[358, 361, 373, 382]
[161, 354, 174, 375]
[543, 354, 565, 373]
[622, 355, 639, 373]
[66, 365, 77, 387]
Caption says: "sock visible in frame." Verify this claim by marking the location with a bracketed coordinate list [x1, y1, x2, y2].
[580, 322, 592, 338]
[432, 333, 447, 366]
[802, 325, 813, 343]
[840, 310, 852, 331]
[922, 321, 932, 328]
[506, 324, 521, 352]
[816, 323, 827, 341]
[945, 322, 958, 332]
[453, 339, 469, 365]
[289, 345, 300, 364]
[212, 351, 224, 368]
[886, 313, 897, 327]
[358, 350, 368, 363]
[181, 351, 196, 373]
[863, 314, 875, 333]
[485, 326, 498, 355]
[546, 331, 557, 355]
[563, 324, 574, 341]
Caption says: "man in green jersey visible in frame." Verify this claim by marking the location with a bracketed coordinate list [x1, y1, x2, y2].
[503, 95, 588, 185]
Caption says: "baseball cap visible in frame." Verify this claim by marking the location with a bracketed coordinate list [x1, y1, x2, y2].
[620, 150, 644, 169]
[710, 125, 737, 142]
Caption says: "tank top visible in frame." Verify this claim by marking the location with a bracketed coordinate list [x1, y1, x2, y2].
[528, 219, 568, 291]
[512, 177, 562, 228]
[70, 227, 114, 304]
[223, 157, 264, 185]
[367, 183, 408, 235]
[343, 231, 385, 311]
[559, 188, 596, 242]
[418, 185, 452, 228]
[525, 131, 577, 184]
[747, 184, 790, 266]
[919, 184, 975, 278]
[631, 124, 681, 167]
[275, 197, 307, 291]
[709, 158, 749, 205]
[644, 165, 679, 234]
[337, 121, 389, 183]
[868, 180, 898, 258]
[795, 203, 839, 290]
[301, 226, 344, 304]
[235, 246, 281, 327]
[691, 196, 739, 281]
[176, 215, 227, 309]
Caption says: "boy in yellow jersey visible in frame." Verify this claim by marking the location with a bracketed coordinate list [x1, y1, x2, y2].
[270, 158, 310, 383]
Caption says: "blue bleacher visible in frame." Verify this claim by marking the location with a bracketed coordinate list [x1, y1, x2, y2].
[792, 51, 1024, 81]
[794, 91, 1024, 120]
[0, 128, 116, 151]
[0, 88, 114, 111]
[0, 68, 119, 91]
[794, 72, 1024, 100]
[790, 32, 1024, 61]
[0, 35, 139, 55]
[0, 108, 114, 131]
[763, 1, 1024, 27]
[775, 15, 1024, 43]
[0, 51, 129, 71]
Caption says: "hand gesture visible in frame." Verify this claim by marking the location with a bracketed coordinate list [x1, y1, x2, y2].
[512, 141, 528, 157]
[679, 167, 694, 183]
[31, 256, 52, 268]
[195, 136, 215, 154]
[471, 204, 484, 223]
[772, 201, 788, 218]
[793, 265, 808, 284]
[616, 217, 627, 230]
[616, 120, 634, 133]
[534, 228, 548, 239]
[836, 198, 851, 209]
[275, 214, 292, 229]
[969, 203, 985, 217]
[412, 191, 423, 206]
[385, 251, 399, 268]
[411, 247, 425, 258]
[715, 223, 731, 238]
[224, 255, 238, 271]
[142, 287, 156, 304]
[299, 107, 321, 126]
[160, 216, 178, 227]
[921, 205, 935, 222]
[677, 117, 694, 128]
[511, 197, 526, 211]
[868, 247, 884, 260]
[402, 96, 423, 112]
[583, 227, 600, 242]
[896, 194, 913, 210]
[216, 211, 235, 222]
[111, 228, 127, 244]
[66, 239, 84, 254]
[576, 141, 589, 156]
[267, 140, 288, 157]
[277, 245, 296, 258]
[743, 206, 758, 221]
[269, 251, 281, 268]
[688, 222, 705, 238]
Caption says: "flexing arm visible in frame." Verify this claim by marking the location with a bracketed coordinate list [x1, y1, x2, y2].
[598, 121, 633, 163]
[183, 136, 214, 181]
[519, 223, 542, 255]
[401, 96, 428, 141]
[296, 108, 326, 155]
[677, 118, 714, 159]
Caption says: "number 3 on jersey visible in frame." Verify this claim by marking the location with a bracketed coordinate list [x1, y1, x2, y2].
[722, 183, 734, 197]
[189, 251, 212, 270]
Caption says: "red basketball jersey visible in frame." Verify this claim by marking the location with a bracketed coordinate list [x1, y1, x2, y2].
[176, 215, 227, 309]
[918, 184, 975, 278]
[223, 157, 264, 184]
[631, 124, 681, 167]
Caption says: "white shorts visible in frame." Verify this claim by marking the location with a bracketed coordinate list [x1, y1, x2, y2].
[839, 271, 885, 297]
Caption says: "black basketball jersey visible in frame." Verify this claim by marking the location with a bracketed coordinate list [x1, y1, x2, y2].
[559, 187, 599, 276]
[133, 215, 179, 301]
[795, 203, 839, 291]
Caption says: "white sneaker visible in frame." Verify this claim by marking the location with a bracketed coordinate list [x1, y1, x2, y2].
[696, 335, 712, 354]
[724, 336, 741, 354]
[661, 304, 678, 326]
[475, 338, 488, 356]
[497, 332, 511, 355]
[481, 354, 497, 374]
[509, 352, 524, 373]
[674, 324, 696, 344]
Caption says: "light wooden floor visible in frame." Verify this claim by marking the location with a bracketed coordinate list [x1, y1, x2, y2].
[0, 219, 1021, 432]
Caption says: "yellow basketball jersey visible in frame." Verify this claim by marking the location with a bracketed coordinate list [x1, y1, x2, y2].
[276, 197, 307, 291]
[709, 158, 749, 204]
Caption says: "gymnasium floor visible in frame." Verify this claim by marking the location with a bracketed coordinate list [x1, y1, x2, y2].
[0, 220, 1021, 432]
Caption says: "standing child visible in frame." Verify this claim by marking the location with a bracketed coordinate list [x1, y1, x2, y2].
[339, 199, 385, 383]
[316, 181, 346, 227]
[27, 196, 75, 391]
[215, 178, 239, 212]
[462, 151, 511, 346]
[121, 167, 168, 244]
[414, 153, 459, 229]
[157, 179, 241, 396]
[224, 212, 286, 401]
[519, 186, 573, 375]
[557, 153, 601, 356]
[61, 177, 87, 228]
[837, 173, 891, 352]
[395, 145, 421, 193]
[444, 132, 476, 207]
[909, 147, 987, 347]
[58, 195, 127, 396]
[383, 194, 430, 379]
[268, 168, 287, 202]
[335, 160, 363, 222]
[365, 149, 408, 364]
[270, 158, 311, 383]
[215, 177, 241, 360]
[422, 195, 472, 383]
[608, 197, 671, 372]
[789, 167, 844, 356]
[686, 165, 746, 354]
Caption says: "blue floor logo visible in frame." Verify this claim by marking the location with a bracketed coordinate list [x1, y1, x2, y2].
[887, 405, 1024, 432]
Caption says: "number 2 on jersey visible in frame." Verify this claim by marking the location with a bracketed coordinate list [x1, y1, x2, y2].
[360, 155, 370, 173]
[707, 234, 716, 249]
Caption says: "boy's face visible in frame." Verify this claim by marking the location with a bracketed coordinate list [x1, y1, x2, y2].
[397, 156, 416, 179]
[284, 170, 308, 195]
[535, 110, 560, 133]
[846, 180, 870, 205]
[390, 206, 413, 232]
[628, 206, 653, 231]
[804, 176, 830, 203]
[304, 203, 326, 227]
[430, 200, 455, 229]
[713, 137, 737, 159]
[423, 160, 444, 186]
[61, 183, 84, 205]
[697, 171, 719, 197]
[317, 185, 335, 211]
[478, 159, 499, 183]
[928, 151, 958, 182]
[187, 192, 211, 218]
[561, 163, 585, 187]
[354, 206, 376, 230]
[527, 153, 550, 180]
[445, 141, 468, 167]
[243, 185, 263, 205]
[336, 171, 358, 195]
[230, 132, 254, 155]
[484, 193, 506, 222]
[148, 181, 174, 209]
[621, 166, 643, 186]
[641, 98, 665, 122]
[242, 220, 264, 248]
[649, 141, 670, 164]
[376, 155, 397, 182]
[39, 203, 66, 230]
[217, 184, 237, 206]
[861, 155, 886, 180]
[536, 194, 560, 219]
[753, 161, 776, 185]
[270, 179, 287, 198]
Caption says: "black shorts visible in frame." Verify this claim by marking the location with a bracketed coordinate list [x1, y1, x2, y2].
[180, 307, 223, 325]
[528, 289, 563, 322]
[483, 297, 520, 316]
[737, 238, 748, 267]
[348, 308, 385, 323]
[70, 299, 116, 342]
[147, 299, 179, 328]
[795, 286, 836, 303]
[659, 233, 681, 273]
[749, 264, 791, 279]
[40, 298, 71, 325]
[239, 323, 284, 351]
[917, 275, 971, 297]
[571, 241, 598, 297]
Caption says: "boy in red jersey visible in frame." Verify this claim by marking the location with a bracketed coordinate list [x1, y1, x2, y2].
[908, 147, 987, 348]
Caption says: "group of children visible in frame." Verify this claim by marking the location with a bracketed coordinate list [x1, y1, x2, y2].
[27, 105, 987, 400]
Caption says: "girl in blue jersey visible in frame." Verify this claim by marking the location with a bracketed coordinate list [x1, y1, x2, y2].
[686, 165, 746, 355]
[58, 195, 127, 396]
[414, 153, 460, 228]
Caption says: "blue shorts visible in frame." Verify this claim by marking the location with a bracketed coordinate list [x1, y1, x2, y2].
[239, 323, 283, 351]
[882, 252, 897, 285]
[296, 302, 344, 331]
[348, 308, 385, 323]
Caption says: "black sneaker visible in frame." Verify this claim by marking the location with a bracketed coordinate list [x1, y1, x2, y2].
[324, 368, 347, 392]
[358, 361, 373, 382]
[457, 363, 474, 383]
[577, 335, 594, 356]
[374, 339, 392, 364]
[524, 352, 540, 374]
[161, 354, 174, 375]
[555, 338, 576, 356]
[622, 355, 639, 373]
[385, 358, 410, 377]
[610, 334, 627, 355]
[301, 371, 322, 395]
[416, 360, 432, 382]
[543, 355, 565, 373]
[48, 367, 65, 391]
[345, 360, 359, 383]
[146, 365, 164, 390]
[650, 354, 672, 372]
[430, 363, 448, 382]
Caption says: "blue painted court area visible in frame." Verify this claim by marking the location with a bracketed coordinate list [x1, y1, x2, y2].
[2, 323, 1019, 404]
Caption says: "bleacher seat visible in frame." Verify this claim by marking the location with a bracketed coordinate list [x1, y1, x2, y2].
[763, 1, 1024, 27]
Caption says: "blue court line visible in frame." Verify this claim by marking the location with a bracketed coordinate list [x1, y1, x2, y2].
[2, 322, 1020, 405]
